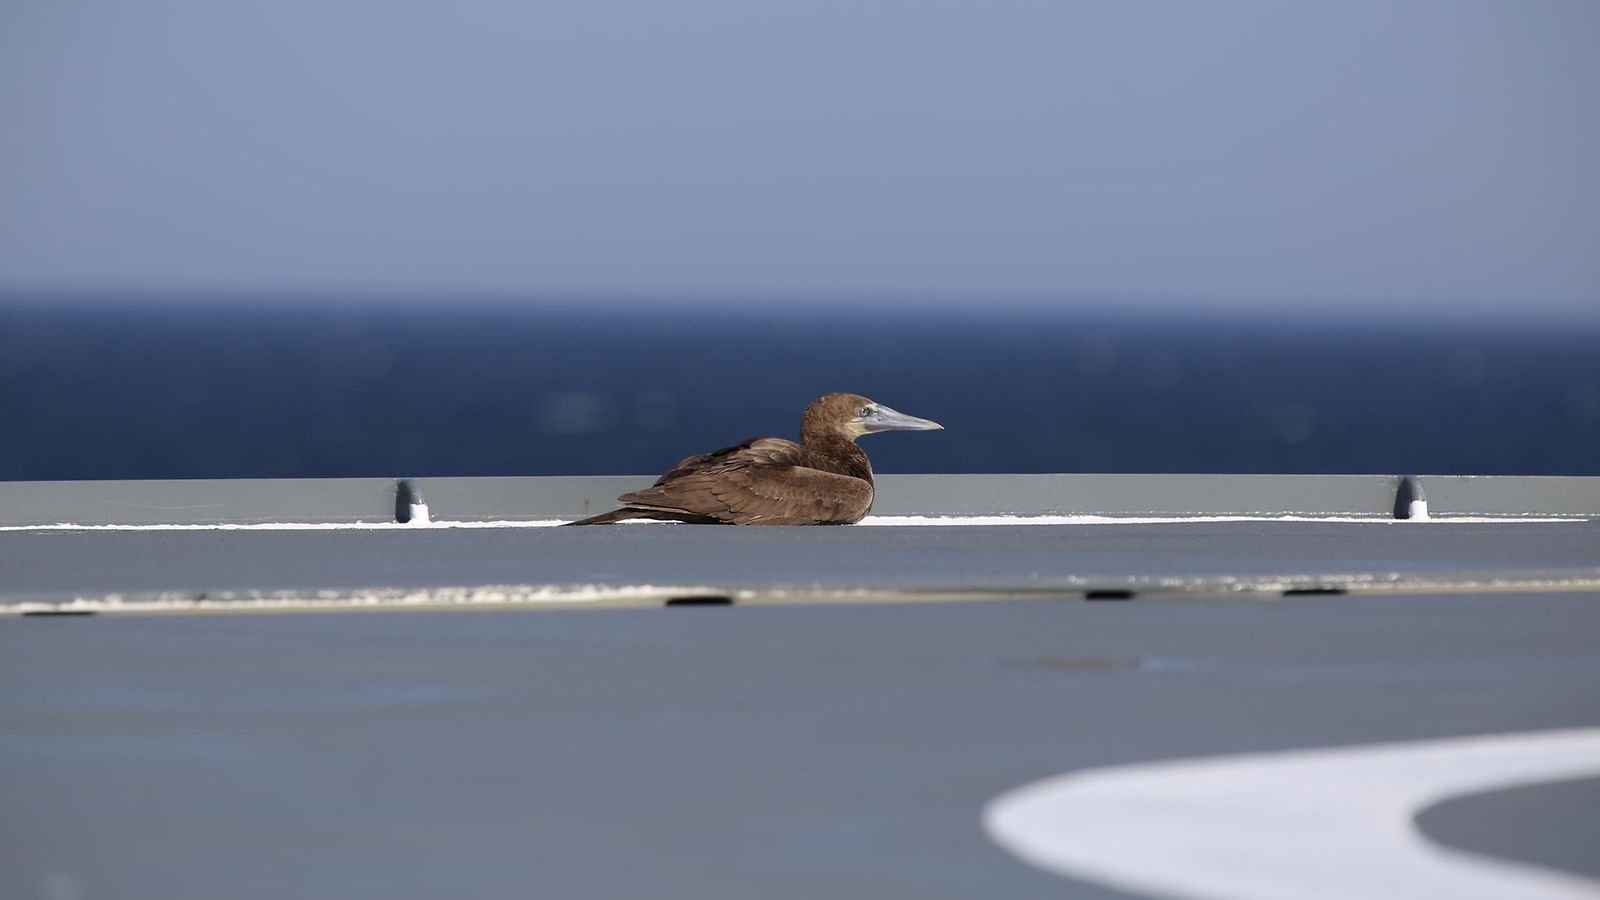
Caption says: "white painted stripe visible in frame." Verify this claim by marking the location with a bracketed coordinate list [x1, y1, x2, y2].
[7, 584, 715, 615]
[855, 513, 1579, 526]
[984, 729, 1600, 900]
[0, 515, 1583, 532]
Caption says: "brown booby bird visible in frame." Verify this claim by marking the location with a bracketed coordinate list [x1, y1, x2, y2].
[564, 392, 942, 525]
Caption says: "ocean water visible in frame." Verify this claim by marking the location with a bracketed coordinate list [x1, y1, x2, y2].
[2, 302, 1597, 481]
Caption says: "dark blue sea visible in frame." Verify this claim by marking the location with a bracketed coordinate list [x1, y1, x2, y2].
[2, 301, 1597, 481]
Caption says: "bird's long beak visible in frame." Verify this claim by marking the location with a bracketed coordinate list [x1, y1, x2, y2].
[863, 403, 944, 433]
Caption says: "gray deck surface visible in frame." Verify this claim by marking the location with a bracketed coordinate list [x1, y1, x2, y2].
[3, 512, 1598, 898]
[3, 592, 1598, 900]
[3, 521, 1599, 608]
[1416, 776, 1600, 881]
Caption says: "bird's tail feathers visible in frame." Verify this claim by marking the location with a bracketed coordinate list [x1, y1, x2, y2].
[562, 508, 652, 526]
[562, 506, 726, 526]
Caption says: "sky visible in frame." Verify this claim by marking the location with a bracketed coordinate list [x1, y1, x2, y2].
[1, 0, 1597, 318]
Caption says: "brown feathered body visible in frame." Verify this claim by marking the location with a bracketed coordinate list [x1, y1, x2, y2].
[565, 393, 886, 526]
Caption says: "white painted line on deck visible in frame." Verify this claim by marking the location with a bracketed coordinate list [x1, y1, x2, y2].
[856, 514, 1582, 526]
[0, 515, 1585, 532]
[983, 728, 1600, 900]
[5, 584, 718, 615]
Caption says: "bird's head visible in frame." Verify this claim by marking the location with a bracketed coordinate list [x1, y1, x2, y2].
[805, 392, 944, 442]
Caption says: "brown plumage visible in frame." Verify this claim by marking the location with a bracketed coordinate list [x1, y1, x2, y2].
[564, 392, 943, 526]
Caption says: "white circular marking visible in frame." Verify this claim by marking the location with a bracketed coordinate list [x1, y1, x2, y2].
[984, 728, 1600, 900]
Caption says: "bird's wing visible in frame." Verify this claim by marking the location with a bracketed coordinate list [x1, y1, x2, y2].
[621, 438, 872, 525]
[651, 439, 758, 486]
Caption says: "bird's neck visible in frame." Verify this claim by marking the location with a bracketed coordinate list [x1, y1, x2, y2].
[802, 431, 873, 482]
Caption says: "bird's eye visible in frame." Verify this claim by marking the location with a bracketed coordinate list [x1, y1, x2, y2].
[859, 406, 873, 417]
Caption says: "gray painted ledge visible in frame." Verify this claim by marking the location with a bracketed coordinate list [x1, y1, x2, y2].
[1, 474, 1598, 527]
